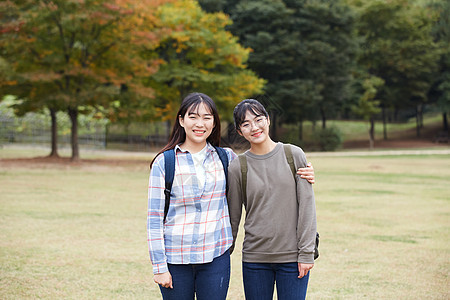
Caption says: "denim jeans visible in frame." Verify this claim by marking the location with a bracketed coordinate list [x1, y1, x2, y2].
[242, 261, 310, 300]
[159, 250, 230, 300]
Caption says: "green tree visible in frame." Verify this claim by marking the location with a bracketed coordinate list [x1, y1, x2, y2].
[352, 73, 384, 149]
[428, 0, 450, 132]
[356, 0, 441, 138]
[291, 0, 358, 129]
[228, 0, 357, 140]
[198, 0, 239, 13]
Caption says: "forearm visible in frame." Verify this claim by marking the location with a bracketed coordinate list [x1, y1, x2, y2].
[227, 171, 243, 254]
[297, 180, 317, 263]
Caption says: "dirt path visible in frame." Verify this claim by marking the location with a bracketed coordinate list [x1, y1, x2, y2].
[1, 141, 448, 169]
[308, 148, 450, 157]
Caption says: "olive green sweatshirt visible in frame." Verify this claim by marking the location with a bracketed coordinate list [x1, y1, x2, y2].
[227, 143, 317, 264]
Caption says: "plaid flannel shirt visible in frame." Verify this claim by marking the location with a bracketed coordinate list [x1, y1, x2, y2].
[147, 143, 236, 274]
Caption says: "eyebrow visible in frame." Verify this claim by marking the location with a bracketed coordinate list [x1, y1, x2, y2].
[241, 114, 263, 123]
[188, 111, 213, 117]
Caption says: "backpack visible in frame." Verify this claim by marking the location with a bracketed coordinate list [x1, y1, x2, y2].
[163, 146, 229, 222]
[238, 144, 320, 260]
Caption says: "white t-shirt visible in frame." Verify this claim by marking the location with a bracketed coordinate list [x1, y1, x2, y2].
[190, 145, 208, 189]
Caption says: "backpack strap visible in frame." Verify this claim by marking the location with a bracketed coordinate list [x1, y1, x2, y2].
[163, 149, 175, 223]
[213, 146, 229, 186]
[238, 154, 248, 205]
[283, 144, 297, 179]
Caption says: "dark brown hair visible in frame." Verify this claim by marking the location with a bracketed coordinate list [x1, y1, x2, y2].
[233, 99, 269, 133]
[150, 92, 221, 168]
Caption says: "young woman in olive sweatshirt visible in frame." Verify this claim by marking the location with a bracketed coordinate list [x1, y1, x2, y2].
[227, 99, 317, 300]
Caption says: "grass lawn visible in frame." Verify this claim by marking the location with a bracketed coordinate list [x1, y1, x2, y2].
[280, 113, 444, 148]
[0, 147, 449, 299]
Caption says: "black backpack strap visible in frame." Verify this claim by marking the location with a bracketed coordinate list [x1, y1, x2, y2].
[238, 154, 248, 206]
[214, 146, 229, 183]
[163, 149, 175, 223]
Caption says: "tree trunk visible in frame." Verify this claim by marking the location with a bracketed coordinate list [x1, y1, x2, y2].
[394, 107, 399, 122]
[419, 104, 424, 129]
[382, 106, 387, 140]
[126, 121, 131, 145]
[298, 120, 303, 142]
[415, 105, 421, 138]
[320, 107, 326, 129]
[104, 123, 109, 148]
[68, 107, 80, 161]
[369, 117, 375, 150]
[166, 120, 171, 139]
[443, 112, 448, 132]
[48, 108, 59, 158]
[270, 112, 278, 140]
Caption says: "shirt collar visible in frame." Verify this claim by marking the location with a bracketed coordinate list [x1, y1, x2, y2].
[174, 142, 215, 154]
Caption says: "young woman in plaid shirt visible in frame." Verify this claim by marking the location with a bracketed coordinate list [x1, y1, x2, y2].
[147, 93, 315, 299]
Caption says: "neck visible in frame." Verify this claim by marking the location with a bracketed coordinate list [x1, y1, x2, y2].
[249, 139, 277, 155]
[180, 140, 207, 154]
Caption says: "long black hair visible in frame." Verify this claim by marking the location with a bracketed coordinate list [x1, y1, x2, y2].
[233, 99, 269, 133]
[150, 92, 221, 168]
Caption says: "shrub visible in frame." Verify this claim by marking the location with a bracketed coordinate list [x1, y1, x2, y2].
[313, 126, 342, 151]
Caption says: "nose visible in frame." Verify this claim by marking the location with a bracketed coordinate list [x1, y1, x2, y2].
[195, 119, 205, 127]
[249, 121, 259, 130]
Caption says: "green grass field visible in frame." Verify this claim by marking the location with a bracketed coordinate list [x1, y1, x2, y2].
[280, 113, 444, 147]
[0, 146, 449, 299]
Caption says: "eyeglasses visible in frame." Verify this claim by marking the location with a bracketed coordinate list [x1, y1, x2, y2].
[240, 116, 267, 132]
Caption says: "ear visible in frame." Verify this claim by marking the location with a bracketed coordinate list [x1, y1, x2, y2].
[178, 115, 184, 128]
[237, 129, 243, 137]
[267, 116, 271, 127]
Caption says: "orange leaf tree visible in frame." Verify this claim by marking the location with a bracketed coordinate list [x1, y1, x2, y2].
[0, 0, 165, 160]
[149, 0, 265, 125]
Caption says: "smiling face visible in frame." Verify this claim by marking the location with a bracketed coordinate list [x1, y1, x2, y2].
[238, 110, 270, 145]
[179, 102, 215, 152]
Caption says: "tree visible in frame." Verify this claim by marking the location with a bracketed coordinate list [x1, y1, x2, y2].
[228, 0, 357, 139]
[0, 0, 163, 160]
[351, 73, 384, 149]
[293, 0, 357, 129]
[149, 0, 265, 127]
[356, 0, 441, 138]
[229, 0, 304, 138]
[428, 0, 450, 133]
[198, 0, 239, 13]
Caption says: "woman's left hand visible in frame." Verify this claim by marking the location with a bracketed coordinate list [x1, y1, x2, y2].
[297, 162, 315, 184]
[298, 263, 314, 278]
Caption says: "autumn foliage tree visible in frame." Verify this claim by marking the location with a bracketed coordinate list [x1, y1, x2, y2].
[149, 0, 265, 125]
[0, 0, 165, 160]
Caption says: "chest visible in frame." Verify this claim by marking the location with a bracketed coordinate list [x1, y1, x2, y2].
[245, 156, 297, 206]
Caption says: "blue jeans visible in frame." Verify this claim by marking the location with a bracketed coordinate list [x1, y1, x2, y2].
[159, 250, 230, 300]
[242, 262, 310, 300]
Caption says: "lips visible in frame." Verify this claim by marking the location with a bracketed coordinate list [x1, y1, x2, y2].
[193, 130, 206, 136]
[251, 131, 263, 137]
